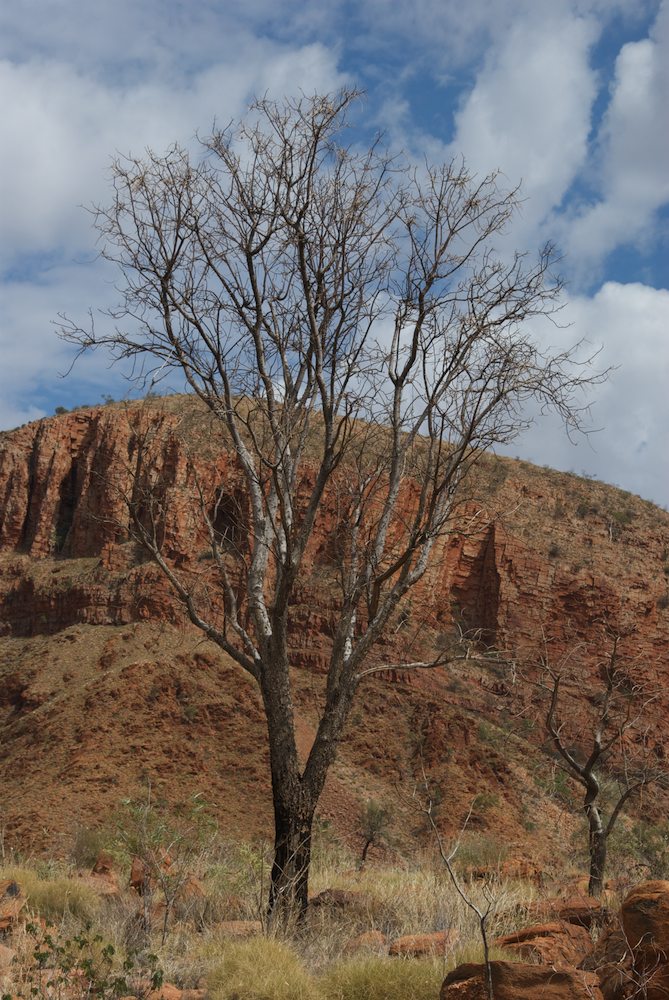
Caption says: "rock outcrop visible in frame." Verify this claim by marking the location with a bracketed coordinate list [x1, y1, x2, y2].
[2, 400, 668, 655]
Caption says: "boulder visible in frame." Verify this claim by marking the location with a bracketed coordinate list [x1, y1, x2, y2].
[580, 922, 631, 1000]
[580, 883, 669, 1000]
[345, 929, 387, 954]
[78, 868, 120, 897]
[621, 880, 669, 956]
[91, 851, 116, 876]
[0, 881, 25, 933]
[617, 881, 669, 1000]
[499, 857, 545, 883]
[440, 961, 604, 999]
[494, 920, 593, 967]
[148, 985, 182, 1000]
[389, 929, 458, 957]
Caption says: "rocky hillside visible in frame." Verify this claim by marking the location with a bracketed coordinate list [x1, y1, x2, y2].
[1, 397, 668, 864]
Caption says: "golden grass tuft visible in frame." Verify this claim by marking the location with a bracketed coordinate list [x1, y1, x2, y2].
[0, 864, 100, 922]
[321, 955, 444, 1000]
[208, 937, 322, 1000]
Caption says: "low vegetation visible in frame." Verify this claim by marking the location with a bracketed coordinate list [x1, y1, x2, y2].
[0, 818, 538, 1000]
[2, 797, 669, 1000]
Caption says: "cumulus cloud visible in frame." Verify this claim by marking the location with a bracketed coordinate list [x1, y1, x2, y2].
[0, 31, 345, 423]
[559, 0, 669, 275]
[513, 282, 669, 505]
[0, 42, 345, 268]
[447, 12, 598, 246]
[356, 0, 651, 74]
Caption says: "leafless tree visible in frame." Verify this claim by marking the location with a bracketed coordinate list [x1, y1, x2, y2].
[527, 623, 664, 897]
[60, 89, 603, 921]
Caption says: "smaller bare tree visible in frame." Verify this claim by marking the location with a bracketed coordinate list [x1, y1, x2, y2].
[357, 799, 392, 868]
[410, 776, 497, 1000]
[527, 623, 665, 897]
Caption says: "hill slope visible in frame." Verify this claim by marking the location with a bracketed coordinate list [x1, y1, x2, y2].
[1, 398, 668, 869]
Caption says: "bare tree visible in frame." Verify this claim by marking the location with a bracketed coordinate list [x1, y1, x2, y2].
[357, 799, 392, 868]
[60, 90, 602, 921]
[528, 624, 664, 897]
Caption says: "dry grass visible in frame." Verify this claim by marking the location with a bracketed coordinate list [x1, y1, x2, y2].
[321, 955, 444, 1000]
[0, 863, 100, 923]
[0, 840, 538, 999]
[207, 938, 321, 1000]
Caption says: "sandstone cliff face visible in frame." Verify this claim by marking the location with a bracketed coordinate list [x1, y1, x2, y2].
[1, 399, 668, 853]
[3, 400, 668, 650]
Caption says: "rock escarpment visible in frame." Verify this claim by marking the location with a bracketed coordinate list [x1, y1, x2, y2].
[1, 399, 668, 652]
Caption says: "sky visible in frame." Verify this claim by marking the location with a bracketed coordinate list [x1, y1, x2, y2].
[0, 0, 667, 505]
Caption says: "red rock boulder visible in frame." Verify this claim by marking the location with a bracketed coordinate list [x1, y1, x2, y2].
[389, 929, 458, 957]
[621, 880, 669, 956]
[440, 961, 604, 999]
[345, 930, 387, 954]
[579, 922, 632, 1000]
[494, 920, 593, 967]
[619, 881, 669, 1000]
[91, 851, 116, 876]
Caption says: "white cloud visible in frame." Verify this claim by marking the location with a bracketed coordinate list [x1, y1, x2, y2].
[356, 0, 650, 74]
[447, 13, 598, 247]
[0, 35, 345, 425]
[0, 42, 345, 267]
[513, 282, 669, 505]
[560, 0, 669, 272]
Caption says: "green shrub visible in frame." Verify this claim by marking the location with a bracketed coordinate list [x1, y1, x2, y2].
[21, 922, 162, 1000]
[452, 833, 509, 870]
[71, 826, 108, 869]
[322, 955, 442, 1000]
[208, 938, 321, 1000]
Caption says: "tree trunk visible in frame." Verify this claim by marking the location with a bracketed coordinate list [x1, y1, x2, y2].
[260, 647, 318, 925]
[588, 817, 607, 897]
[360, 837, 372, 869]
[267, 791, 315, 925]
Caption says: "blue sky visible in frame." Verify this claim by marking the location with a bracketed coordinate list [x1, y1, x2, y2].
[0, 0, 667, 504]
